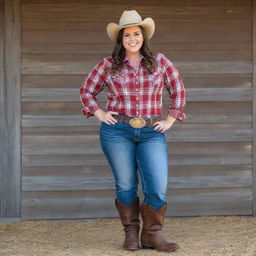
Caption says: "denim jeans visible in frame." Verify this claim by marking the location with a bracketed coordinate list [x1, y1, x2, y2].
[99, 115, 169, 210]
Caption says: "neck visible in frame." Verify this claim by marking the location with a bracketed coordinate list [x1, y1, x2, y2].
[125, 51, 142, 61]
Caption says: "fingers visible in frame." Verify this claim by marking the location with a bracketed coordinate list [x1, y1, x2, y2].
[105, 111, 118, 125]
[153, 122, 166, 133]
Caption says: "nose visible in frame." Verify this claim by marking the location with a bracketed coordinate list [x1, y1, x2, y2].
[129, 37, 136, 43]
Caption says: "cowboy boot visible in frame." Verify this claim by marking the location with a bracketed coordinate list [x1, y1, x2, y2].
[115, 197, 140, 251]
[140, 203, 180, 252]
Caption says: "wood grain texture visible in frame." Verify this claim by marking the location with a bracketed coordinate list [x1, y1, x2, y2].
[21, 88, 252, 102]
[22, 173, 252, 191]
[21, 188, 252, 219]
[252, 0, 256, 216]
[0, 0, 5, 218]
[0, 0, 21, 219]
[22, 137, 252, 155]
[21, 60, 251, 75]
[21, 150, 252, 167]
[21, 73, 251, 89]
[21, 102, 252, 121]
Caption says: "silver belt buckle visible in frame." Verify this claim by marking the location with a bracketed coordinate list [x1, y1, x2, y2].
[129, 117, 146, 128]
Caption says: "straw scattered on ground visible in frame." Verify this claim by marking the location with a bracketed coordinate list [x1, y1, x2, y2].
[0, 216, 256, 256]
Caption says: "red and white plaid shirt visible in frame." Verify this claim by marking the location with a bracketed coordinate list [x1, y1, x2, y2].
[79, 52, 186, 121]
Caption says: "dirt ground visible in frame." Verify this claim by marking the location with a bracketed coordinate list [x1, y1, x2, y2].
[0, 216, 255, 256]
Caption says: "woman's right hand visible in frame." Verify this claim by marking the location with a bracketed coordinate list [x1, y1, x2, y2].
[93, 109, 119, 125]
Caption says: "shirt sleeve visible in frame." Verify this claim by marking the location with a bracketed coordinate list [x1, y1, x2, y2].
[162, 55, 187, 121]
[79, 59, 108, 118]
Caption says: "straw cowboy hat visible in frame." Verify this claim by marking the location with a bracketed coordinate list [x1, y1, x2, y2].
[106, 10, 155, 41]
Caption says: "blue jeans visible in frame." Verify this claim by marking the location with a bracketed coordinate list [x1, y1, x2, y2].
[99, 115, 169, 210]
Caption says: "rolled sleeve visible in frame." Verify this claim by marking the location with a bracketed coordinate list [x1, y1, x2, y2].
[163, 55, 187, 121]
[79, 59, 108, 118]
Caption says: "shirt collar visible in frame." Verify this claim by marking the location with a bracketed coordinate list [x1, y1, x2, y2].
[124, 54, 145, 67]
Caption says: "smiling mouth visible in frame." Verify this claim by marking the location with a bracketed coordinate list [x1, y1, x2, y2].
[129, 43, 137, 46]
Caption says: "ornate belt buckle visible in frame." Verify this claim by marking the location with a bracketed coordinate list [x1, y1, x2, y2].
[129, 117, 146, 128]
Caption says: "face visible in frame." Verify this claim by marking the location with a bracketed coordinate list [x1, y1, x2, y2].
[122, 26, 144, 55]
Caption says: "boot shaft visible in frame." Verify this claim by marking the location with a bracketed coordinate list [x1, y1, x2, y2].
[140, 203, 167, 229]
[140, 203, 180, 252]
[115, 197, 140, 251]
[115, 197, 140, 228]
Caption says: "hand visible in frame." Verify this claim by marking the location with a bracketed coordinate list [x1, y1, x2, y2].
[94, 109, 119, 125]
[153, 116, 176, 133]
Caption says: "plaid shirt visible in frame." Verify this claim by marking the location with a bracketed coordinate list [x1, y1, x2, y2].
[79, 52, 186, 121]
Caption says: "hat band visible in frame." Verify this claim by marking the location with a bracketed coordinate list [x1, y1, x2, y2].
[121, 22, 140, 27]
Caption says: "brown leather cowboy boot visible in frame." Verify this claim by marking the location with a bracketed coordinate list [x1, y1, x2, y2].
[115, 197, 140, 251]
[140, 203, 180, 252]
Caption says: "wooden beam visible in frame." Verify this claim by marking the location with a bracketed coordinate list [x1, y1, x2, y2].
[0, 0, 21, 219]
[253, 0, 256, 216]
[0, 0, 5, 219]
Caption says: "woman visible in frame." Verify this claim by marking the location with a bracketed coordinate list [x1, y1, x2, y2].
[80, 10, 186, 252]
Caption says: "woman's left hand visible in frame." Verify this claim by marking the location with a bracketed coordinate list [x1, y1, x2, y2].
[153, 116, 176, 133]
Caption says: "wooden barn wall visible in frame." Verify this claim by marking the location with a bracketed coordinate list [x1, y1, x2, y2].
[0, 0, 21, 220]
[20, 0, 254, 219]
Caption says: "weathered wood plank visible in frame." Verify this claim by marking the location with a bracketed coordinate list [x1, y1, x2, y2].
[22, 172, 252, 191]
[22, 115, 99, 127]
[21, 42, 251, 54]
[252, 0, 256, 216]
[167, 188, 252, 216]
[21, 123, 252, 136]
[21, 49, 251, 62]
[22, 153, 252, 167]
[21, 101, 252, 118]
[21, 188, 252, 219]
[21, 164, 252, 180]
[21, 127, 253, 142]
[21, 113, 252, 129]
[22, 136, 252, 154]
[21, 3, 251, 23]
[187, 88, 252, 101]
[22, 136, 252, 155]
[21, 165, 252, 178]
[165, 128, 253, 142]
[21, 88, 253, 102]
[22, 29, 251, 44]
[0, 0, 21, 219]
[21, 73, 251, 89]
[22, 20, 251, 32]
[21, 59, 251, 74]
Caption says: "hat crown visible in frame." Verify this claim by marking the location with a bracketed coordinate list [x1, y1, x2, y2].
[119, 10, 142, 27]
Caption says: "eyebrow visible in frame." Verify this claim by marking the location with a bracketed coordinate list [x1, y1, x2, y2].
[123, 30, 141, 35]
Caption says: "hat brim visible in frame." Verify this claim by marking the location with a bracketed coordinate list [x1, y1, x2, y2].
[106, 17, 155, 41]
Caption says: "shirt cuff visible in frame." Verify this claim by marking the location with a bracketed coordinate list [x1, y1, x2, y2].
[168, 109, 187, 121]
[81, 105, 101, 118]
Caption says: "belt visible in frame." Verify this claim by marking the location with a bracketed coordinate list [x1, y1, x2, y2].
[113, 115, 162, 128]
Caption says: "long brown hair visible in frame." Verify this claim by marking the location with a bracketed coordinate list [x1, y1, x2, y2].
[109, 26, 156, 74]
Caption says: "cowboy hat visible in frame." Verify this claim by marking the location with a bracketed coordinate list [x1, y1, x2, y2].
[106, 10, 155, 41]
